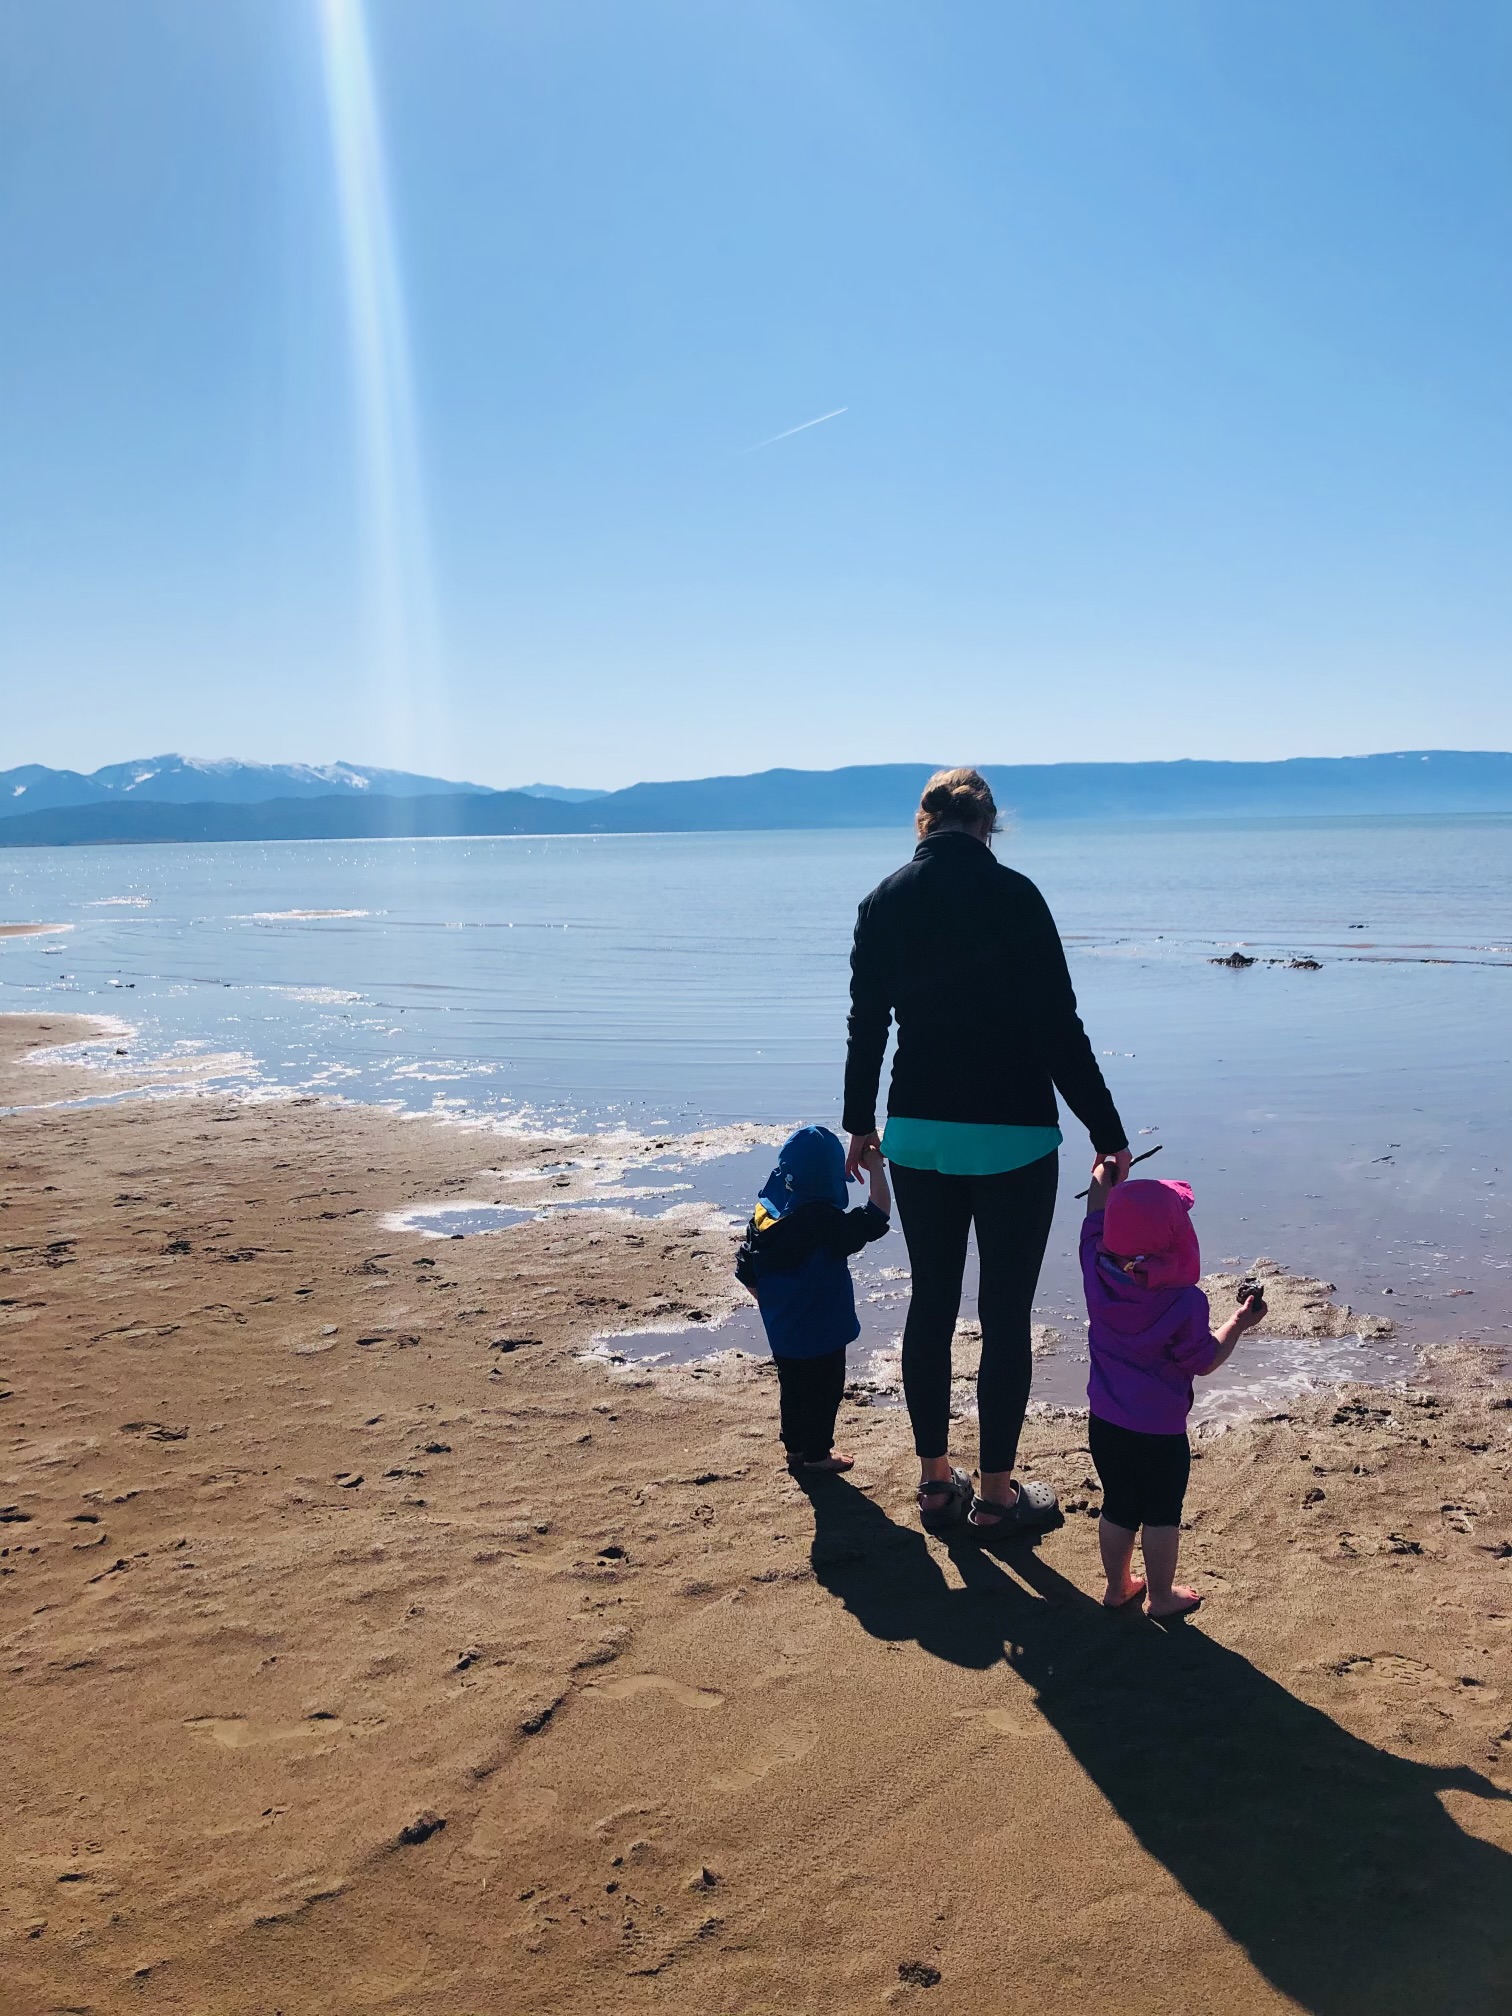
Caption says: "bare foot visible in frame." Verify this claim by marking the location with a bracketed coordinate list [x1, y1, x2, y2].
[798, 1451, 854, 1473]
[1147, 1585, 1203, 1619]
[1103, 1575, 1146, 1609]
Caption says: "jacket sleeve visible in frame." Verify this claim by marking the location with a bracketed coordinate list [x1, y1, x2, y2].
[819, 1201, 891, 1257]
[733, 1219, 763, 1291]
[1079, 1212, 1105, 1289]
[1169, 1291, 1223, 1376]
[842, 895, 892, 1135]
[1019, 881, 1129, 1154]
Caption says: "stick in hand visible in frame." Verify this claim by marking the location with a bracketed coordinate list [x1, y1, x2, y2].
[1075, 1143, 1163, 1200]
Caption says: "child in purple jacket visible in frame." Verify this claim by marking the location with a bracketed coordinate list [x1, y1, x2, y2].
[1082, 1163, 1266, 1618]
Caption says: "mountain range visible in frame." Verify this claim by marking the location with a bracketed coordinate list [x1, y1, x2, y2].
[1, 751, 1510, 847]
[0, 754, 533, 816]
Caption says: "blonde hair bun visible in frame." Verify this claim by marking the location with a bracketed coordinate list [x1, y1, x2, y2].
[915, 767, 999, 839]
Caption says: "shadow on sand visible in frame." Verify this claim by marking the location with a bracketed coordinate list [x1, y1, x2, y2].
[803, 1476, 1512, 2015]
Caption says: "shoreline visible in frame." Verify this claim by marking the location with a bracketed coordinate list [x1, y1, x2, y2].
[4, 806, 1512, 857]
[3, 1013, 1511, 2012]
[8, 1015, 1432, 1422]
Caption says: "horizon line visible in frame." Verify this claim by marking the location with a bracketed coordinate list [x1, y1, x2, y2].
[6, 746, 1512, 799]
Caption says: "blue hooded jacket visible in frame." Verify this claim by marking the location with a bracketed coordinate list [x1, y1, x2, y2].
[735, 1126, 889, 1359]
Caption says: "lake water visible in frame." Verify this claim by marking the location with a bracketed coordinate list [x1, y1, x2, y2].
[3, 817, 1510, 1411]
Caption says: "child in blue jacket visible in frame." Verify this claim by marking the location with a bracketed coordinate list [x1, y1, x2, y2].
[735, 1124, 892, 1472]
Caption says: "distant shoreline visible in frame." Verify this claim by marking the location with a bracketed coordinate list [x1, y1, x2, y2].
[5, 751, 1512, 848]
[5, 806, 1512, 854]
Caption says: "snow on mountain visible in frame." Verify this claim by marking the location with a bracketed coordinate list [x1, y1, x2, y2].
[511, 782, 609, 802]
[0, 756, 495, 815]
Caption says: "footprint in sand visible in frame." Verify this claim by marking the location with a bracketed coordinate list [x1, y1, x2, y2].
[954, 1705, 1046, 1740]
[465, 1786, 560, 1857]
[710, 1723, 817, 1792]
[1332, 1652, 1437, 1687]
[1330, 1652, 1501, 1723]
[185, 1716, 344, 1749]
[582, 1674, 724, 1710]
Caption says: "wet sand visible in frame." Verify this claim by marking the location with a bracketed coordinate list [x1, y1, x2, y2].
[0, 923, 69, 938]
[3, 1014, 1512, 2015]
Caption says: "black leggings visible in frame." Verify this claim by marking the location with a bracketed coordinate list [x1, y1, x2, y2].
[890, 1152, 1059, 1475]
[774, 1348, 847, 1461]
[1088, 1413, 1190, 1529]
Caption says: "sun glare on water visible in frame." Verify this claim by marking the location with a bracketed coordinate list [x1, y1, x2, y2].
[315, 0, 443, 769]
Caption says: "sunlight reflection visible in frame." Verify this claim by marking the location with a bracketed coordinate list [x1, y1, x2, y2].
[315, 0, 443, 767]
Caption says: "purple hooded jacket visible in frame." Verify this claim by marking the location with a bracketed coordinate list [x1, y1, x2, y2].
[1080, 1211, 1223, 1435]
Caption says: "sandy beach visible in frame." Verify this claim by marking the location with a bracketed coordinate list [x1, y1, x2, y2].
[3, 1013, 1511, 2015]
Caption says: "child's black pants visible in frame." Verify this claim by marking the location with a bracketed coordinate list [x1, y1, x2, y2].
[1088, 1413, 1191, 1528]
[774, 1347, 847, 1461]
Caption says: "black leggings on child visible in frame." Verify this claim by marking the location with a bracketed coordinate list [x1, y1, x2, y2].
[890, 1152, 1059, 1475]
[774, 1348, 847, 1461]
[1088, 1413, 1191, 1529]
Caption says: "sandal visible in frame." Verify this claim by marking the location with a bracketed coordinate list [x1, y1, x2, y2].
[968, 1477, 1064, 1544]
[917, 1467, 973, 1535]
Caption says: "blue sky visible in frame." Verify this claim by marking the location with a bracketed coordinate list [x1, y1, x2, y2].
[2, 1, 1508, 788]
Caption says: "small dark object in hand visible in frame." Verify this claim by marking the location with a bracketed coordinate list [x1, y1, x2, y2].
[1237, 1277, 1265, 1307]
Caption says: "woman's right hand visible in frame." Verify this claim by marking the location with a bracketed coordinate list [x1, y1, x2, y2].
[1093, 1149, 1132, 1189]
[846, 1130, 882, 1181]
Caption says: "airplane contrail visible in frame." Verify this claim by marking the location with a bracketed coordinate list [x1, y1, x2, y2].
[744, 406, 848, 452]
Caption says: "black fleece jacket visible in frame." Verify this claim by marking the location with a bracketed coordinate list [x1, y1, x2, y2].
[842, 831, 1129, 1154]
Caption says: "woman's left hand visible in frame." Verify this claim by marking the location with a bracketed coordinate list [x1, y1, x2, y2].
[846, 1130, 881, 1180]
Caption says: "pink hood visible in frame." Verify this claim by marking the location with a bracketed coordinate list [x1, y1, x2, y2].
[1101, 1179, 1201, 1291]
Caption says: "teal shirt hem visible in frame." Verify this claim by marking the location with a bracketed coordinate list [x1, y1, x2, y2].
[881, 1117, 1063, 1177]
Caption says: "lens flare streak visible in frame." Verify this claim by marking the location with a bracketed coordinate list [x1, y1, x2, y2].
[316, 0, 440, 760]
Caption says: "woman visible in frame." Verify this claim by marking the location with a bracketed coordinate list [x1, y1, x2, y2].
[843, 768, 1131, 1537]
